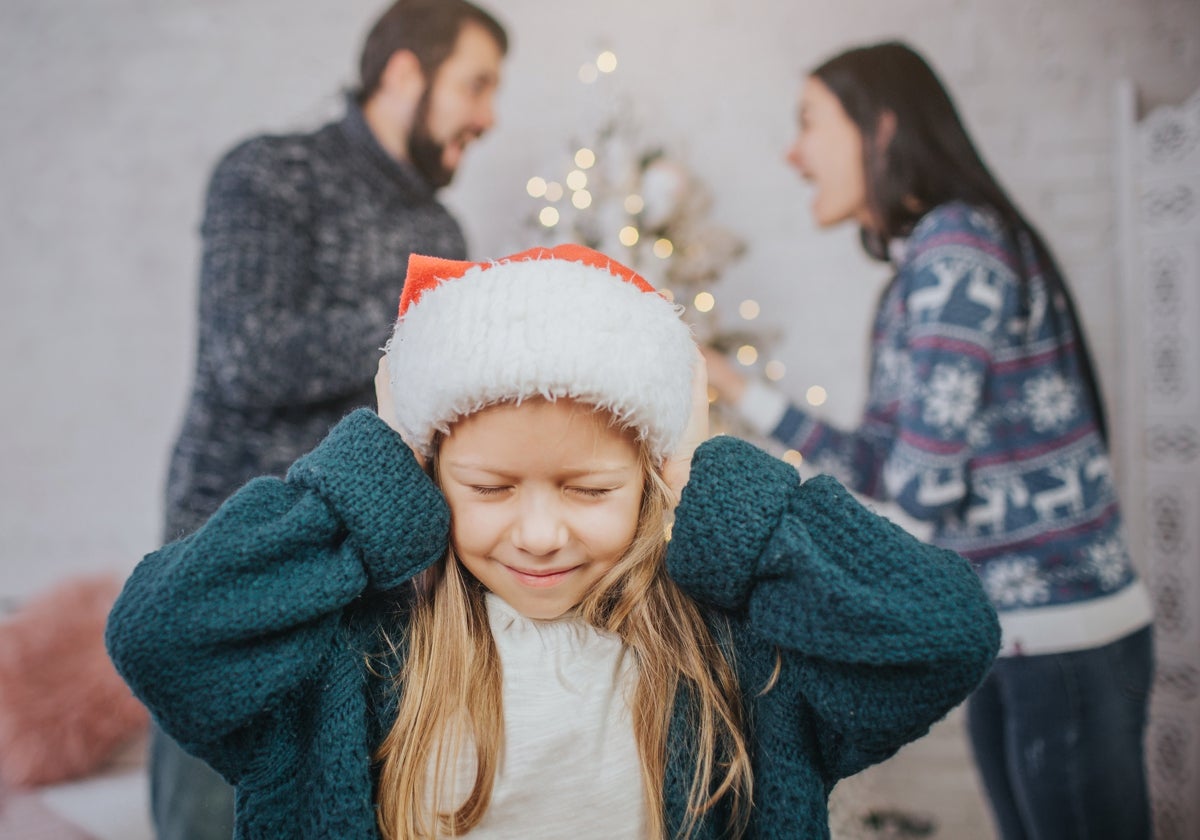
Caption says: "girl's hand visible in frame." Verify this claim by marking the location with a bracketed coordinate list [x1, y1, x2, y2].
[663, 346, 710, 506]
[699, 345, 748, 405]
[375, 356, 426, 470]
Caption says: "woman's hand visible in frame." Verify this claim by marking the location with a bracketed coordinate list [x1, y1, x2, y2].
[375, 356, 426, 470]
[663, 346, 711, 506]
[699, 345, 748, 404]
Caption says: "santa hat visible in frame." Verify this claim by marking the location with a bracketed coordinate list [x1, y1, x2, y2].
[385, 244, 696, 460]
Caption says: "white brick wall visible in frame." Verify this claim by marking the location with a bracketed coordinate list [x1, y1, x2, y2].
[1, 0, 1197, 601]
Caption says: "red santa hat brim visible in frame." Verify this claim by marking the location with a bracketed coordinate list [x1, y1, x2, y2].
[386, 245, 696, 460]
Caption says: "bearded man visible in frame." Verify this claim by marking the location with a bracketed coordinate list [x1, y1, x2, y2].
[151, 2, 507, 837]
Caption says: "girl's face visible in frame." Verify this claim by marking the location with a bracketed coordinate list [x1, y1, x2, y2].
[438, 398, 644, 620]
[786, 76, 873, 229]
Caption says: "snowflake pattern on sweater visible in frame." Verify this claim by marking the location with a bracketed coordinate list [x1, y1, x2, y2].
[772, 203, 1142, 619]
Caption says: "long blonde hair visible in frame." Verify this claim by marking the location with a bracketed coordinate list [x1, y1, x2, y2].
[374, 423, 753, 839]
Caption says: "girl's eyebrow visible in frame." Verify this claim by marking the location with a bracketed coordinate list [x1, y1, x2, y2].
[441, 460, 635, 478]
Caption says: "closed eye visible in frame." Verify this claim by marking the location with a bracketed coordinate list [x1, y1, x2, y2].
[471, 485, 511, 497]
[569, 487, 614, 498]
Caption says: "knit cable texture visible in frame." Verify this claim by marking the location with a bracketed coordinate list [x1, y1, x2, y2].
[109, 414, 999, 839]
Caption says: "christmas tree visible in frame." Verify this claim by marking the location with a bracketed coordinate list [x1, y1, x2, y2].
[521, 49, 786, 427]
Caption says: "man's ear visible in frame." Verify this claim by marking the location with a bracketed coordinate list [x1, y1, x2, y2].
[378, 49, 427, 103]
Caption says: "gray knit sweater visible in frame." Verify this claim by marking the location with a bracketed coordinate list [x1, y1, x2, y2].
[164, 104, 467, 540]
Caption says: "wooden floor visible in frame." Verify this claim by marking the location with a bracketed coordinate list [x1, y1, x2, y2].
[829, 704, 998, 840]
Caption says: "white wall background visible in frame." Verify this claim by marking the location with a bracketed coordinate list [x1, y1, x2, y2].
[2, 0, 1198, 600]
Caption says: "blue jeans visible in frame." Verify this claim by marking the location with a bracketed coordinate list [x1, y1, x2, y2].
[966, 625, 1154, 840]
[149, 723, 235, 840]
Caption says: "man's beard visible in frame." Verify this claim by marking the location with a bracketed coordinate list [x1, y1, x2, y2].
[408, 91, 454, 190]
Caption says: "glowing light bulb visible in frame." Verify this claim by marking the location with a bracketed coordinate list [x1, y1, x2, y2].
[782, 449, 804, 467]
[764, 360, 786, 381]
[659, 288, 675, 302]
[597, 51, 618, 73]
[736, 345, 758, 366]
[566, 169, 588, 190]
[544, 182, 564, 202]
[738, 299, 760, 320]
[806, 385, 827, 406]
[572, 190, 592, 209]
[574, 148, 596, 169]
[619, 226, 640, 247]
[624, 194, 644, 214]
[653, 238, 674, 258]
[526, 176, 547, 198]
[694, 292, 715, 312]
[539, 207, 560, 227]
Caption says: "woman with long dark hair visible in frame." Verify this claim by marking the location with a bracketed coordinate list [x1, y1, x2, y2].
[705, 41, 1154, 840]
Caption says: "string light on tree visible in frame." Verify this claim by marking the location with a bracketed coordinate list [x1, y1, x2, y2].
[579, 49, 618, 84]
[782, 450, 804, 467]
[520, 47, 790, 442]
[736, 345, 758, 366]
[526, 177, 547, 198]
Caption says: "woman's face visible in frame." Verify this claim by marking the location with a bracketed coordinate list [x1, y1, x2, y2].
[437, 398, 644, 620]
[786, 76, 873, 229]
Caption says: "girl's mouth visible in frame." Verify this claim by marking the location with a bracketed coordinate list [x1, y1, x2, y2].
[504, 565, 577, 588]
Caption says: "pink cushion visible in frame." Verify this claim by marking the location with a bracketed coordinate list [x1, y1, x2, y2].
[0, 575, 148, 787]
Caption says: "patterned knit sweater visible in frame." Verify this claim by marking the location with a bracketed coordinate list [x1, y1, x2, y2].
[163, 104, 467, 541]
[108, 409, 999, 839]
[739, 202, 1151, 656]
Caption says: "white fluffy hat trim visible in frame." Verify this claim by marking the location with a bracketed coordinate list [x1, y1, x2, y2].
[386, 246, 696, 460]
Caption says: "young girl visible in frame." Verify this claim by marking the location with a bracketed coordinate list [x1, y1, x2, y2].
[703, 43, 1154, 840]
[107, 244, 999, 839]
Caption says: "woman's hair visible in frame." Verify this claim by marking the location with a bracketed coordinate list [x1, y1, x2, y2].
[354, 0, 508, 105]
[811, 41, 1109, 441]
[373, 408, 753, 839]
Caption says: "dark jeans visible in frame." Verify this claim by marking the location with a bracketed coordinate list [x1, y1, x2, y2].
[149, 723, 235, 840]
[966, 625, 1154, 840]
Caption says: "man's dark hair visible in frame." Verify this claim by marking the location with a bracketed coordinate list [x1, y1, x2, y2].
[354, 0, 508, 104]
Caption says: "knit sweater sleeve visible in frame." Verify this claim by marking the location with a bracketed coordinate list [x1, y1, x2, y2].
[196, 138, 400, 408]
[666, 434, 1000, 778]
[759, 398, 894, 498]
[106, 409, 448, 780]
[759, 204, 1017, 520]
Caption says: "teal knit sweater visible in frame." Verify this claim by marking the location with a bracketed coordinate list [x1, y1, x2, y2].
[107, 409, 999, 838]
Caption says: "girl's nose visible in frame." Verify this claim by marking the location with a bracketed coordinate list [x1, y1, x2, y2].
[510, 496, 569, 556]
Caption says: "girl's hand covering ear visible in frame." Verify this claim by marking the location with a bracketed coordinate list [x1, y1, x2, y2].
[663, 346, 711, 506]
[375, 356, 426, 471]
